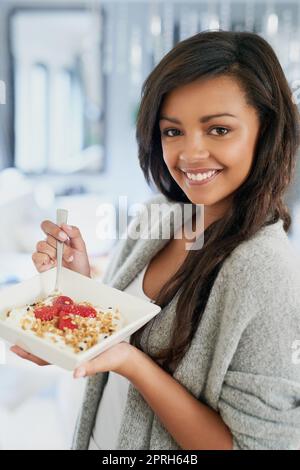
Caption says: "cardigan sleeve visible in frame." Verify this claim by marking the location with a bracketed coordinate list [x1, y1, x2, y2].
[216, 245, 300, 450]
[219, 371, 300, 450]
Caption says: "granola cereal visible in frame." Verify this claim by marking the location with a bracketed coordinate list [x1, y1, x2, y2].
[5, 293, 123, 354]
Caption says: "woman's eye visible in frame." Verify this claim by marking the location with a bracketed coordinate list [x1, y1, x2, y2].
[162, 128, 181, 137]
[209, 127, 230, 136]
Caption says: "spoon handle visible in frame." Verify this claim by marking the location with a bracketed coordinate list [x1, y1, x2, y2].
[54, 209, 69, 292]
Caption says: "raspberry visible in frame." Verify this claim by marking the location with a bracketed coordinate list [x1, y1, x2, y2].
[60, 304, 96, 318]
[58, 315, 78, 330]
[77, 305, 97, 318]
[59, 304, 82, 315]
[53, 296, 74, 306]
[34, 305, 60, 321]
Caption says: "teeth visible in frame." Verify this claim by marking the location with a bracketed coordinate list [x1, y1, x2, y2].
[185, 170, 217, 181]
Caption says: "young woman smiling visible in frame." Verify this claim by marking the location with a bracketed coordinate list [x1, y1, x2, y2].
[12, 31, 300, 450]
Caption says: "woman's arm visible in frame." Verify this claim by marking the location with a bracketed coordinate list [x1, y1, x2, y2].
[76, 344, 233, 450]
[126, 347, 233, 450]
[12, 341, 233, 450]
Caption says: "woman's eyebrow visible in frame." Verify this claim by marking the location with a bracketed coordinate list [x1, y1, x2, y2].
[159, 113, 237, 124]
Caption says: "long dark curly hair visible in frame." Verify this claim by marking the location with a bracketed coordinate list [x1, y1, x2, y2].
[130, 31, 300, 374]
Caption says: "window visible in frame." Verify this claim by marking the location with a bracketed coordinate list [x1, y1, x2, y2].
[10, 6, 106, 174]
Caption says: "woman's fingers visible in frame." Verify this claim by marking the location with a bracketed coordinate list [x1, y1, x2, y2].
[73, 343, 134, 379]
[41, 220, 69, 242]
[61, 224, 87, 252]
[32, 251, 55, 272]
[10, 346, 49, 366]
[40, 220, 86, 253]
[44, 234, 57, 249]
[34, 220, 91, 277]
[46, 234, 70, 250]
[36, 240, 56, 260]
[36, 237, 74, 264]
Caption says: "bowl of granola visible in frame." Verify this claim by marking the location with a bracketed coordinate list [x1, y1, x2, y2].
[0, 267, 161, 370]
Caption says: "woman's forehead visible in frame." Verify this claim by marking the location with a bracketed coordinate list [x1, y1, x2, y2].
[162, 76, 247, 107]
[160, 77, 252, 120]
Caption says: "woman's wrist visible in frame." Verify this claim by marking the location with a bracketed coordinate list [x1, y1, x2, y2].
[117, 344, 147, 380]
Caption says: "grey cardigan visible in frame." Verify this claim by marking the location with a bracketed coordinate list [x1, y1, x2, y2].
[72, 193, 300, 450]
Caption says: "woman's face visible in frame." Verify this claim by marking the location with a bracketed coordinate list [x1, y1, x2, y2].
[159, 75, 260, 221]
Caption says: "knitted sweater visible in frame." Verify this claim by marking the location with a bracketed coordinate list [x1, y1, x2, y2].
[72, 194, 300, 450]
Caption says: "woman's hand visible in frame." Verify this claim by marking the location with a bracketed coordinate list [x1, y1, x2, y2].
[10, 345, 49, 366]
[32, 221, 91, 278]
[10, 342, 140, 379]
[73, 342, 138, 379]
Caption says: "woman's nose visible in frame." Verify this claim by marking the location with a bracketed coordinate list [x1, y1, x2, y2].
[179, 147, 210, 162]
[180, 133, 210, 161]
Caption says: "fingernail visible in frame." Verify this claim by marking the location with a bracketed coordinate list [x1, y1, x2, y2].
[59, 231, 68, 241]
[50, 259, 55, 265]
[74, 367, 86, 379]
[67, 255, 74, 263]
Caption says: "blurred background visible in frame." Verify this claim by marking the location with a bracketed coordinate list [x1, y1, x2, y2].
[0, 0, 300, 450]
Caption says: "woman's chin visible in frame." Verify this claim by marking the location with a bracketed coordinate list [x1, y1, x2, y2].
[181, 192, 217, 206]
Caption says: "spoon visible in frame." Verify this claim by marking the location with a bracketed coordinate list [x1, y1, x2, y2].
[54, 208, 69, 293]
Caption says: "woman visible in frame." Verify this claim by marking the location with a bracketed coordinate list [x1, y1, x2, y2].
[12, 31, 300, 450]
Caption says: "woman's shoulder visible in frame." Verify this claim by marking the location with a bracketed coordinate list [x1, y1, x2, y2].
[209, 220, 300, 350]
[227, 219, 298, 274]
[220, 219, 300, 308]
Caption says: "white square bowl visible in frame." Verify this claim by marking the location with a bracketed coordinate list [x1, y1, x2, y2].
[0, 267, 161, 370]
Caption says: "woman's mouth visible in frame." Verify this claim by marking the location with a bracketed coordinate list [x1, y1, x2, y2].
[181, 169, 223, 186]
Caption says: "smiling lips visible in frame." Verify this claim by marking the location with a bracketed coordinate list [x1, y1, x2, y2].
[180, 168, 223, 182]
[180, 168, 223, 173]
